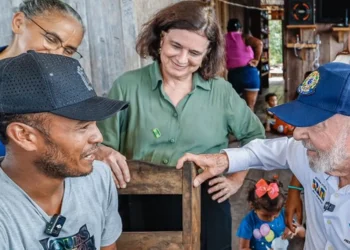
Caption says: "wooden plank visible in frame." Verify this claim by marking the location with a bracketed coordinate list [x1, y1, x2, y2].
[0, 1, 15, 47]
[120, 0, 141, 73]
[331, 27, 350, 43]
[118, 160, 183, 195]
[117, 231, 183, 250]
[182, 162, 201, 250]
[285, 43, 317, 49]
[286, 25, 317, 29]
[332, 27, 350, 31]
[65, 0, 91, 83]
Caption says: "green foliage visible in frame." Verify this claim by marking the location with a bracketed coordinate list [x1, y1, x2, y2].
[269, 20, 282, 66]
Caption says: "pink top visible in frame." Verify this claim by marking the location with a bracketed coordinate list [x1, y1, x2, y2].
[225, 31, 254, 69]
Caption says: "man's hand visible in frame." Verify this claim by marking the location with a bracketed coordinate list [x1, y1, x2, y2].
[176, 153, 229, 187]
[208, 172, 246, 203]
[285, 189, 303, 233]
[96, 144, 130, 188]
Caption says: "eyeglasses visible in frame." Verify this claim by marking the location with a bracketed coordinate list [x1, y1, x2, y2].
[27, 17, 83, 59]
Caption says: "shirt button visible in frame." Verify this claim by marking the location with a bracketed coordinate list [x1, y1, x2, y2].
[173, 112, 178, 117]
[328, 246, 333, 250]
[334, 193, 339, 198]
[163, 159, 169, 164]
[327, 220, 332, 224]
[169, 138, 175, 143]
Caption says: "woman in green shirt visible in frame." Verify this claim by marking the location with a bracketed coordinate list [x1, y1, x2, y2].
[97, 1, 265, 249]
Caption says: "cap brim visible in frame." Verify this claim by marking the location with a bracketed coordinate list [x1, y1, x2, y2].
[269, 100, 335, 127]
[51, 96, 128, 121]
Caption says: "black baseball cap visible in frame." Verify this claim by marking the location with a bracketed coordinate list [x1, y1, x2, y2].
[0, 51, 128, 121]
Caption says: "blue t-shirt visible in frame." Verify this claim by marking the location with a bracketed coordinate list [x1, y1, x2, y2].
[0, 46, 7, 157]
[236, 209, 285, 250]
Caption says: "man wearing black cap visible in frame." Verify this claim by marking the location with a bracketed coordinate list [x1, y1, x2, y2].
[176, 62, 350, 249]
[0, 51, 128, 249]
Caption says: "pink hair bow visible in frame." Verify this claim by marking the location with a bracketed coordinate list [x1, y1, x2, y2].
[255, 179, 279, 199]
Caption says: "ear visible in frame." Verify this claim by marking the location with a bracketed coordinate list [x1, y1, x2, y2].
[12, 12, 27, 34]
[6, 122, 41, 151]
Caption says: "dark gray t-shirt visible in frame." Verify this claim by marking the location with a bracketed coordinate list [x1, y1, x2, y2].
[0, 160, 122, 250]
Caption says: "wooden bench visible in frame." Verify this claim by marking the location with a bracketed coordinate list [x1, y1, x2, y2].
[117, 160, 201, 250]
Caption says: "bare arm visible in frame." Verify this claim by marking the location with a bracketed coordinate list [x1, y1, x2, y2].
[285, 175, 303, 233]
[239, 238, 251, 250]
[245, 35, 263, 67]
[101, 242, 117, 250]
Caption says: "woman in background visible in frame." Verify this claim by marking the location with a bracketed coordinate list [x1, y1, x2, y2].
[225, 18, 263, 112]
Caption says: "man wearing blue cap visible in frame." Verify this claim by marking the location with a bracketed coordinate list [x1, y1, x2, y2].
[176, 62, 350, 249]
[0, 51, 128, 249]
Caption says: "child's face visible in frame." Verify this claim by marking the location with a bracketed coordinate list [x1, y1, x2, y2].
[267, 96, 278, 107]
[255, 209, 281, 222]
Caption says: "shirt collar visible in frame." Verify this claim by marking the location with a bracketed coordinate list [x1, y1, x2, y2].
[150, 61, 164, 90]
[0, 46, 7, 54]
[150, 61, 211, 91]
[193, 72, 211, 91]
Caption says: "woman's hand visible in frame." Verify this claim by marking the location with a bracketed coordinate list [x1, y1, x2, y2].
[248, 59, 259, 67]
[96, 144, 130, 188]
[208, 173, 245, 203]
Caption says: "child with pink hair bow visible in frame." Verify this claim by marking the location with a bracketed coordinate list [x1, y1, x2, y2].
[236, 178, 305, 250]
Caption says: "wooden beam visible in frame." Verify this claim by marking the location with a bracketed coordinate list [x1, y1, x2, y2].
[332, 27, 350, 43]
[118, 161, 183, 195]
[117, 231, 183, 250]
[182, 162, 201, 250]
[286, 25, 317, 29]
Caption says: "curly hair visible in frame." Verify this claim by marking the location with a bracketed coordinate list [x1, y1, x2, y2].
[136, 0, 225, 80]
[247, 179, 286, 212]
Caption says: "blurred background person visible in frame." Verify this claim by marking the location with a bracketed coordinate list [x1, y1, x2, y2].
[225, 18, 263, 112]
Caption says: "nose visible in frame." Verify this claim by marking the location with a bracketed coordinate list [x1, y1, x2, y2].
[293, 127, 308, 141]
[89, 122, 103, 144]
[176, 49, 188, 64]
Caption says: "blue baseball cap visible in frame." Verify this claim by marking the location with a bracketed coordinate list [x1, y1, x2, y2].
[269, 62, 350, 127]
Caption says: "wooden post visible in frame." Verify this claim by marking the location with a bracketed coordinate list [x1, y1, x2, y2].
[182, 162, 201, 250]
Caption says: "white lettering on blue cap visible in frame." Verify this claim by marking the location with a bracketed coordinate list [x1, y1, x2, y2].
[77, 66, 93, 91]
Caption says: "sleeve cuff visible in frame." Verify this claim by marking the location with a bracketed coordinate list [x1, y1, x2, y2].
[221, 148, 252, 174]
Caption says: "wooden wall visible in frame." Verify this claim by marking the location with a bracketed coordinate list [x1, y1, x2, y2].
[213, 0, 260, 34]
[212, 0, 349, 101]
[284, 23, 347, 101]
[0, 0, 180, 96]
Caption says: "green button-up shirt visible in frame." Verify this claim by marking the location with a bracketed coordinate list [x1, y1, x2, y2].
[98, 62, 265, 166]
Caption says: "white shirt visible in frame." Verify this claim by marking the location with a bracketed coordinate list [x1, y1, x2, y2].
[223, 137, 350, 250]
[333, 54, 350, 64]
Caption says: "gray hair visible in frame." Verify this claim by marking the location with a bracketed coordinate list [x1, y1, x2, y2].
[19, 0, 85, 33]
